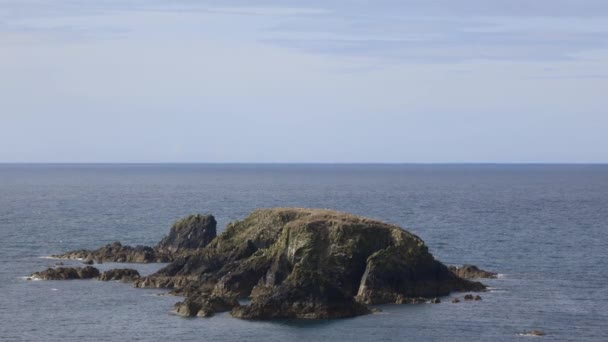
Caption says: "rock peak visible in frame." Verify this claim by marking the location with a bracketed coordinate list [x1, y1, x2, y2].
[156, 214, 217, 254]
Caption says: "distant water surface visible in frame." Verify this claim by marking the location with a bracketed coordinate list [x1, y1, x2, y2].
[0, 164, 607, 341]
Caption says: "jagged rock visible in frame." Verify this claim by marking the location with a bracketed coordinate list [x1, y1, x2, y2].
[395, 296, 427, 304]
[142, 208, 485, 319]
[52, 214, 216, 263]
[40, 208, 489, 320]
[430, 298, 441, 304]
[452, 298, 460, 303]
[156, 214, 217, 254]
[53, 242, 169, 263]
[30, 266, 100, 280]
[174, 295, 239, 318]
[98, 269, 140, 282]
[448, 265, 497, 279]
[474, 295, 482, 300]
[464, 294, 474, 300]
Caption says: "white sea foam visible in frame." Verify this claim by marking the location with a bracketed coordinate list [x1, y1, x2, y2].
[497, 273, 506, 278]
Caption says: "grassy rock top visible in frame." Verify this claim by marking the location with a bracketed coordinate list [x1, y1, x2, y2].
[37, 208, 489, 320]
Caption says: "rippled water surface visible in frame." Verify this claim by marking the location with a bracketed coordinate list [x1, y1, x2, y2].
[1, 164, 607, 341]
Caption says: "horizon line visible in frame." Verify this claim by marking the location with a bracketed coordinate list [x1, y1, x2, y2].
[1, 162, 607, 165]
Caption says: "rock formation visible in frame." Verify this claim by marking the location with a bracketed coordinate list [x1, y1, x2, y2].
[98, 268, 141, 282]
[34, 208, 490, 320]
[173, 295, 239, 317]
[156, 214, 217, 254]
[30, 266, 100, 280]
[448, 265, 498, 279]
[52, 214, 217, 263]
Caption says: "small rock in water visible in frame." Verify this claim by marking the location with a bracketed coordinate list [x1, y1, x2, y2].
[429, 298, 441, 304]
[451, 298, 460, 303]
[83, 259, 94, 265]
[464, 294, 474, 300]
[474, 295, 482, 301]
[523, 330, 546, 336]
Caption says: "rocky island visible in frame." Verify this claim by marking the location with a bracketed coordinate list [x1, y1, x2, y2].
[32, 208, 492, 320]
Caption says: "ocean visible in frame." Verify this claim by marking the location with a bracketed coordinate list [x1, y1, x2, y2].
[0, 164, 606, 341]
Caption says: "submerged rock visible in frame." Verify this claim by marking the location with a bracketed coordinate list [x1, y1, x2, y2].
[448, 265, 497, 279]
[98, 268, 141, 282]
[522, 330, 546, 336]
[30, 266, 100, 280]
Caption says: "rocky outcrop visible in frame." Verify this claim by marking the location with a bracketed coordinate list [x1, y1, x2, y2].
[36, 208, 490, 320]
[156, 214, 217, 254]
[448, 265, 497, 279]
[52, 214, 216, 263]
[173, 295, 239, 317]
[98, 269, 141, 282]
[30, 266, 100, 280]
[53, 242, 169, 263]
[136, 208, 486, 319]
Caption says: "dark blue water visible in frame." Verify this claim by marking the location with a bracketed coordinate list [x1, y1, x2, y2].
[1, 164, 607, 341]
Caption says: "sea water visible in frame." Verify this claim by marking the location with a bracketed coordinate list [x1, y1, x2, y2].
[1, 164, 607, 341]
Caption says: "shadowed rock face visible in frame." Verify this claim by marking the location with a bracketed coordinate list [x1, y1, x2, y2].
[174, 295, 239, 318]
[98, 269, 141, 282]
[35, 208, 490, 320]
[30, 266, 100, 280]
[156, 214, 217, 254]
[52, 214, 216, 263]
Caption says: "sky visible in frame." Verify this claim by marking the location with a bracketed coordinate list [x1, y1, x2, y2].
[1, 0, 607, 163]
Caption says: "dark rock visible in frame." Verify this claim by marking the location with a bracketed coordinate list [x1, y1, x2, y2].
[448, 265, 497, 279]
[44, 208, 490, 320]
[83, 259, 94, 265]
[30, 266, 100, 280]
[156, 214, 217, 254]
[174, 295, 239, 318]
[464, 294, 474, 300]
[474, 295, 482, 301]
[430, 298, 441, 304]
[451, 298, 460, 303]
[52, 214, 217, 264]
[52, 241, 169, 263]
[98, 269, 141, 282]
[144, 208, 486, 319]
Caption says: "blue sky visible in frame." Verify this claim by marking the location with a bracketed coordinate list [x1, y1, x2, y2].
[1, 0, 607, 162]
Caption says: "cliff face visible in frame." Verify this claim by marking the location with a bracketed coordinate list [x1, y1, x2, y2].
[40, 208, 487, 320]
